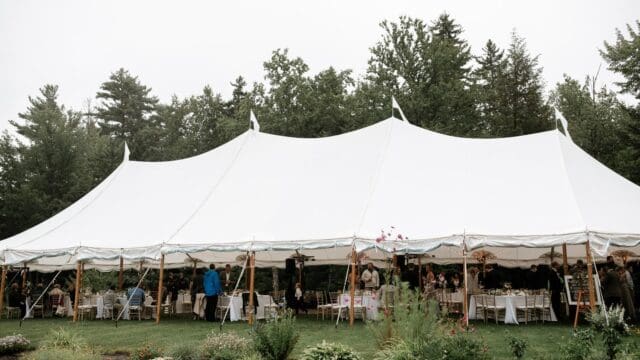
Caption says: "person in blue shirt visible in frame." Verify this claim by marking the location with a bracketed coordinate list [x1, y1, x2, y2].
[127, 285, 145, 306]
[203, 264, 223, 321]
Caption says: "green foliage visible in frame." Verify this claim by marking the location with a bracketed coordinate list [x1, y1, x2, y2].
[561, 329, 597, 360]
[588, 306, 630, 360]
[299, 341, 361, 360]
[252, 311, 299, 360]
[130, 342, 163, 360]
[0, 334, 32, 355]
[167, 342, 201, 360]
[201, 331, 254, 360]
[506, 333, 528, 359]
[41, 328, 87, 352]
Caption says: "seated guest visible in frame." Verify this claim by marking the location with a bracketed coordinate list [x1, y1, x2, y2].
[177, 272, 189, 291]
[436, 272, 447, 289]
[450, 273, 461, 290]
[67, 283, 76, 306]
[30, 282, 45, 302]
[127, 284, 145, 304]
[293, 283, 307, 315]
[8, 283, 26, 318]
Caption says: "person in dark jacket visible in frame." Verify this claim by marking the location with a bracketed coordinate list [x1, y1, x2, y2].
[525, 265, 541, 289]
[8, 283, 26, 318]
[600, 267, 622, 308]
[549, 262, 564, 320]
[203, 264, 222, 322]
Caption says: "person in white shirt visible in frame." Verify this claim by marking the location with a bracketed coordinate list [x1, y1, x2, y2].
[222, 264, 233, 293]
[361, 263, 380, 289]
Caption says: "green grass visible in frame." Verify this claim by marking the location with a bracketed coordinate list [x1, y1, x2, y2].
[1, 316, 638, 358]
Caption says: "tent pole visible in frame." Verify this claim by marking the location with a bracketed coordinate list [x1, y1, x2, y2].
[72, 261, 82, 322]
[189, 260, 197, 294]
[0, 266, 6, 317]
[335, 255, 351, 328]
[21, 262, 27, 289]
[118, 256, 124, 290]
[349, 248, 356, 327]
[156, 255, 165, 324]
[585, 241, 597, 312]
[220, 255, 248, 329]
[115, 267, 151, 326]
[562, 243, 569, 275]
[245, 256, 251, 290]
[418, 256, 423, 292]
[463, 248, 469, 327]
[248, 252, 256, 325]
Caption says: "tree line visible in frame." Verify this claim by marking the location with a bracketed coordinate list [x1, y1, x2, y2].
[1, 14, 639, 240]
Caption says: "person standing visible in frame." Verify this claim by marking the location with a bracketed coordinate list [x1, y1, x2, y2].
[600, 267, 622, 308]
[361, 263, 379, 290]
[203, 264, 222, 322]
[222, 264, 233, 293]
[549, 262, 564, 320]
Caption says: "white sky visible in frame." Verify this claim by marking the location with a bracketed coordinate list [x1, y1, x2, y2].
[1, 0, 638, 133]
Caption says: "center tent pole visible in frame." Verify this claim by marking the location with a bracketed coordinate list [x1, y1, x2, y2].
[349, 248, 356, 327]
[0, 266, 7, 317]
[72, 261, 82, 322]
[155, 255, 165, 324]
[248, 251, 256, 325]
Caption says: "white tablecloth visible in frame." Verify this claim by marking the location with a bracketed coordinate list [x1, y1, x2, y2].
[338, 293, 379, 320]
[469, 295, 557, 324]
[175, 293, 192, 314]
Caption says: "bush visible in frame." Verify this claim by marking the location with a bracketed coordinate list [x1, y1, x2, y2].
[252, 311, 299, 360]
[168, 342, 201, 360]
[0, 334, 32, 355]
[41, 328, 87, 352]
[201, 332, 253, 360]
[561, 329, 597, 360]
[27, 348, 101, 360]
[130, 342, 163, 360]
[442, 332, 488, 360]
[588, 305, 630, 360]
[299, 341, 361, 360]
[506, 334, 527, 359]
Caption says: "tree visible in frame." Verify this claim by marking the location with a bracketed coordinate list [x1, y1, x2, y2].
[1, 85, 94, 237]
[95, 68, 159, 160]
[497, 32, 554, 136]
[367, 14, 479, 136]
[474, 40, 507, 136]
[552, 75, 626, 171]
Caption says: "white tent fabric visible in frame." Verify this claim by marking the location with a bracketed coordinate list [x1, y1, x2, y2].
[2, 117, 640, 270]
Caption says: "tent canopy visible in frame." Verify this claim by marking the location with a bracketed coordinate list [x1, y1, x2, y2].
[2, 117, 640, 271]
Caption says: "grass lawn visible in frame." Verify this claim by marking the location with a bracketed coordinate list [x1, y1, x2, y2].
[1, 316, 638, 358]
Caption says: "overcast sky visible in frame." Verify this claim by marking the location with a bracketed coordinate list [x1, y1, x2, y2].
[1, 0, 638, 133]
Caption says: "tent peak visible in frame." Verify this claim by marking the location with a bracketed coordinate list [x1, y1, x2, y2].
[123, 142, 130, 162]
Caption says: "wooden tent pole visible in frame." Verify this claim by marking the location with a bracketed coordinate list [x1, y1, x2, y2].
[349, 248, 356, 327]
[248, 252, 256, 325]
[72, 262, 82, 322]
[585, 241, 597, 312]
[463, 248, 469, 327]
[156, 255, 165, 324]
[418, 256, 423, 292]
[118, 256, 124, 290]
[245, 257, 251, 290]
[21, 262, 27, 289]
[562, 243, 569, 275]
[0, 266, 7, 316]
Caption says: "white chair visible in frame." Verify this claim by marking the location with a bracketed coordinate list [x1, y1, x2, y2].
[78, 297, 94, 320]
[516, 295, 536, 324]
[315, 291, 331, 320]
[536, 292, 552, 323]
[484, 295, 506, 324]
[474, 295, 487, 323]
[128, 294, 143, 321]
[216, 296, 230, 321]
[102, 293, 116, 320]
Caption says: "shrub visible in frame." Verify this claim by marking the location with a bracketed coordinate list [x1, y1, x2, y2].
[299, 341, 361, 360]
[588, 305, 630, 360]
[168, 342, 201, 360]
[27, 348, 101, 360]
[442, 332, 489, 360]
[130, 342, 163, 360]
[561, 329, 597, 360]
[506, 334, 527, 359]
[0, 334, 32, 355]
[201, 332, 253, 360]
[252, 311, 299, 360]
[41, 328, 87, 352]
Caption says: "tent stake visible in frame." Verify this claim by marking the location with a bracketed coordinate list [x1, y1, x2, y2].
[248, 252, 256, 325]
[585, 241, 597, 312]
[349, 248, 356, 327]
[72, 261, 82, 322]
[0, 266, 6, 318]
[156, 255, 165, 324]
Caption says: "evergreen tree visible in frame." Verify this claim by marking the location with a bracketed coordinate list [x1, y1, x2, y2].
[498, 32, 554, 136]
[601, 21, 640, 184]
[95, 68, 159, 160]
[474, 40, 507, 136]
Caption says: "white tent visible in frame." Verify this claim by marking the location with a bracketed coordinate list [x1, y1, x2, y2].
[2, 117, 640, 271]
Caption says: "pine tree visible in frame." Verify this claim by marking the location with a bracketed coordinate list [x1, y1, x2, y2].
[474, 40, 507, 135]
[95, 68, 158, 159]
